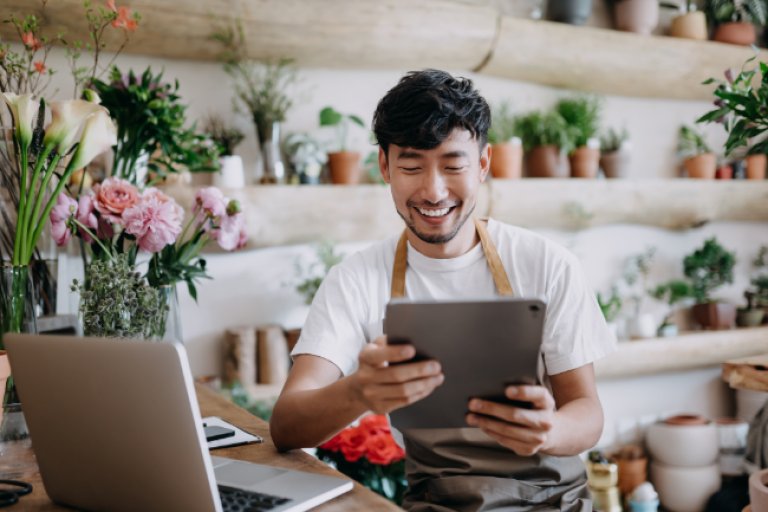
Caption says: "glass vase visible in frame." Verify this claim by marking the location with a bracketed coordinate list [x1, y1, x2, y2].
[0, 265, 39, 478]
[152, 285, 183, 343]
[31, 173, 59, 317]
[258, 121, 285, 184]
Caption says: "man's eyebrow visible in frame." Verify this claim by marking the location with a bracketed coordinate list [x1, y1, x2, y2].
[441, 150, 469, 159]
[396, 150, 423, 160]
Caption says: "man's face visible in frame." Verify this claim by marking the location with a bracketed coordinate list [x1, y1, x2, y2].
[379, 129, 490, 245]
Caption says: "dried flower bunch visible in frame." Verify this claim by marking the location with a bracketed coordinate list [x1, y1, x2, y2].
[202, 115, 245, 157]
[72, 253, 161, 338]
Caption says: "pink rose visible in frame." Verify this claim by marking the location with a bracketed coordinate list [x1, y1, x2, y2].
[122, 196, 183, 253]
[213, 212, 245, 252]
[50, 194, 78, 246]
[75, 195, 98, 243]
[193, 187, 227, 220]
[142, 187, 184, 224]
[92, 176, 139, 225]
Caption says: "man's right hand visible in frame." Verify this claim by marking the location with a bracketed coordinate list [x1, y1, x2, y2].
[353, 335, 444, 415]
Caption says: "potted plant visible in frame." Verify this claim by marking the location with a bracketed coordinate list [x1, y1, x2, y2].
[320, 107, 366, 185]
[716, 156, 734, 179]
[683, 237, 737, 330]
[678, 125, 717, 178]
[698, 51, 768, 180]
[650, 280, 693, 337]
[547, 0, 593, 25]
[600, 127, 632, 178]
[706, 0, 766, 46]
[751, 246, 768, 323]
[623, 248, 659, 339]
[739, 291, 766, 326]
[557, 96, 603, 178]
[203, 115, 246, 189]
[488, 102, 523, 179]
[597, 288, 622, 341]
[609, 0, 683, 35]
[283, 133, 327, 185]
[517, 110, 575, 178]
[671, 1, 709, 40]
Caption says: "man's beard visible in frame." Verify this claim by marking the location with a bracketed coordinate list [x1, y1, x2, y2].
[397, 202, 476, 245]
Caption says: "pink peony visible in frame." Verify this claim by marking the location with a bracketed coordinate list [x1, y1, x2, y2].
[50, 194, 78, 246]
[142, 187, 184, 224]
[122, 195, 183, 253]
[92, 176, 139, 225]
[193, 187, 227, 219]
[213, 212, 245, 252]
[75, 195, 99, 244]
[236, 223, 248, 250]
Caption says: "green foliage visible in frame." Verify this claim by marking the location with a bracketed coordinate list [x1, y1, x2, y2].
[488, 101, 519, 145]
[515, 110, 577, 154]
[556, 95, 603, 149]
[146, 244, 210, 304]
[316, 449, 407, 505]
[677, 125, 713, 160]
[320, 106, 366, 152]
[651, 280, 693, 306]
[72, 253, 160, 338]
[600, 126, 630, 154]
[295, 241, 345, 305]
[683, 238, 736, 303]
[706, 0, 768, 25]
[202, 115, 245, 157]
[697, 48, 768, 157]
[597, 288, 622, 323]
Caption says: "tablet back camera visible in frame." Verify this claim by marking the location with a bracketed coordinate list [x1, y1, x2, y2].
[529, 304, 540, 318]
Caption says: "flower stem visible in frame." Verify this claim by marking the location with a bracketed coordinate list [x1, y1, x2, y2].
[24, 150, 59, 262]
[12, 146, 29, 266]
[71, 218, 113, 260]
[28, 157, 80, 257]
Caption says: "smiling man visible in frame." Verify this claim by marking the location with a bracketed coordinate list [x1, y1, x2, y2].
[270, 70, 617, 512]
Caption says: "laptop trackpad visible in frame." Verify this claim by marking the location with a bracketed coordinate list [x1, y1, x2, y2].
[214, 460, 287, 487]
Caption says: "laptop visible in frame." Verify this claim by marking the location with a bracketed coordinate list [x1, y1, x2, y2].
[5, 334, 353, 512]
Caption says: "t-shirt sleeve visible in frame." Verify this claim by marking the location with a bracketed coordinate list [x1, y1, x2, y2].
[290, 262, 369, 377]
[542, 254, 617, 376]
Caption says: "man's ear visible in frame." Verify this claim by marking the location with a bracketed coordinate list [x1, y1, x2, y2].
[479, 143, 491, 182]
[378, 147, 391, 184]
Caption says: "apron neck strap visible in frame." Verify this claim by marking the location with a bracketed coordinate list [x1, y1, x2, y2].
[390, 217, 514, 299]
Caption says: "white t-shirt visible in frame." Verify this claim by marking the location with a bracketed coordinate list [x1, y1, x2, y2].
[292, 218, 616, 379]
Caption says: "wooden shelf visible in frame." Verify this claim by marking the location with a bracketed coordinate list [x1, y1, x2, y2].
[162, 180, 768, 250]
[4, 0, 761, 100]
[595, 326, 768, 380]
[723, 354, 768, 392]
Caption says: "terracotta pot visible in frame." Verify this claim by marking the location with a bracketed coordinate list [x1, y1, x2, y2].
[548, 0, 592, 25]
[527, 145, 570, 178]
[737, 309, 766, 327]
[692, 302, 737, 330]
[746, 154, 767, 180]
[684, 153, 717, 179]
[570, 146, 600, 178]
[490, 142, 523, 179]
[714, 22, 756, 46]
[617, 457, 648, 497]
[327, 151, 361, 185]
[600, 151, 631, 178]
[665, 414, 708, 426]
[670, 11, 708, 41]
[716, 165, 733, 180]
[614, 0, 659, 35]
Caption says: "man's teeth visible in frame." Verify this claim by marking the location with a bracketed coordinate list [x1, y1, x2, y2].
[417, 207, 451, 217]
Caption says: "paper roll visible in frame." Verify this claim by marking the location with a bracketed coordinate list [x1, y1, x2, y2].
[646, 421, 719, 467]
[749, 469, 768, 512]
[650, 461, 721, 512]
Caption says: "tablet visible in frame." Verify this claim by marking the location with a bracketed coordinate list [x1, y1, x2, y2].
[384, 298, 546, 430]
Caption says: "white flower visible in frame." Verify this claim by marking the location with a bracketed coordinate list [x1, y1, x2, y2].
[1, 93, 39, 148]
[69, 109, 118, 172]
[44, 100, 104, 155]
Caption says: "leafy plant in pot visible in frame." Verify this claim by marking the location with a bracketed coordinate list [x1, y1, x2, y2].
[706, 0, 766, 46]
[597, 288, 622, 341]
[202, 115, 246, 189]
[488, 102, 523, 179]
[608, 0, 685, 35]
[600, 127, 632, 178]
[320, 107, 366, 185]
[547, 0, 593, 25]
[751, 246, 768, 323]
[678, 125, 717, 178]
[670, 0, 709, 40]
[517, 110, 575, 178]
[557, 95, 603, 178]
[650, 280, 693, 336]
[697, 50, 768, 180]
[683, 237, 737, 330]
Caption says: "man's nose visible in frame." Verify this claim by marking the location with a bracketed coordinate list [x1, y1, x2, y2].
[419, 168, 449, 204]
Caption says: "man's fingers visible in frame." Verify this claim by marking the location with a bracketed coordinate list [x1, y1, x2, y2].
[359, 341, 415, 367]
[466, 414, 547, 447]
[374, 374, 444, 401]
[373, 360, 441, 384]
[467, 399, 552, 430]
[505, 385, 555, 410]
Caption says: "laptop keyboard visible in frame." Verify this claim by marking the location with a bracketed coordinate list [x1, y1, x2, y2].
[219, 485, 293, 511]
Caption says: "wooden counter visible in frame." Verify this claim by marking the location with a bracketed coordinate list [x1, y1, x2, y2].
[7, 383, 400, 512]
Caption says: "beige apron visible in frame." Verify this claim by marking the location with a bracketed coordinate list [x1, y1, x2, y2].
[391, 217, 592, 512]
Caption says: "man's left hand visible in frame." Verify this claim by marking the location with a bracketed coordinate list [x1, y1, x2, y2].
[466, 385, 555, 457]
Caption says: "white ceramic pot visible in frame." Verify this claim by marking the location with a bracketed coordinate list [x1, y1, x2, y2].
[750, 469, 768, 512]
[628, 313, 657, 339]
[214, 155, 245, 189]
[645, 421, 719, 467]
[650, 461, 721, 512]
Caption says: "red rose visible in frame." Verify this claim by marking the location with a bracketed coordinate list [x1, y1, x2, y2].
[319, 433, 342, 452]
[339, 426, 368, 463]
[358, 414, 391, 436]
[366, 432, 405, 466]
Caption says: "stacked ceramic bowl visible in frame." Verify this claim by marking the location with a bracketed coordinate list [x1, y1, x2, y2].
[646, 415, 722, 512]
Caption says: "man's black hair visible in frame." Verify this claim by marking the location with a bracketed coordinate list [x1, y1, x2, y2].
[372, 69, 491, 159]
